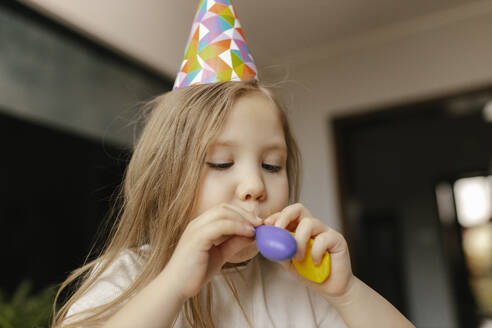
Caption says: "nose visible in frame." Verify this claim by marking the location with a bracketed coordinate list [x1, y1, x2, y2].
[236, 167, 266, 202]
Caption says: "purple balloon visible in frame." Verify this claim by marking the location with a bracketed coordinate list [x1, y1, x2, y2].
[255, 225, 297, 261]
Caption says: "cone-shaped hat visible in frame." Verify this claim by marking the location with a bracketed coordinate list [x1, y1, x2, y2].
[173, 0, 258, 90]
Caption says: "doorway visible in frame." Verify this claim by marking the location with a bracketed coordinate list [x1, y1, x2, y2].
[333, 87, 492, 328]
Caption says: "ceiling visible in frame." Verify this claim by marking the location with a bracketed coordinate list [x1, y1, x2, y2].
[20, 0, 472, 80]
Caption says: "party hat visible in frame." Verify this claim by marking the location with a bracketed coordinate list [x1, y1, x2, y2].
[173, 0, 258, 90]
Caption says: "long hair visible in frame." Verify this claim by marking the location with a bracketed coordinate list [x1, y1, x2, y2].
[51, 80, 302, 328]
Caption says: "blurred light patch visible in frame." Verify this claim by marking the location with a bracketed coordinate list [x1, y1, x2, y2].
[463, 224, 492, 276]
[482, 319, 492, 328]
[483, 100, 492, 123]
[464, 223, 492, 318]
[454, 176, 491, 228]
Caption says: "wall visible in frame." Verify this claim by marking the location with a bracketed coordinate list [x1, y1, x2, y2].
[277, 0, 492, 230]
[0, 3, 171, 146]
[276, 4, 492, 327]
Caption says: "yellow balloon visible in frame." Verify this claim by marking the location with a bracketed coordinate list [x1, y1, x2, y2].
[290, 232, 330, 283]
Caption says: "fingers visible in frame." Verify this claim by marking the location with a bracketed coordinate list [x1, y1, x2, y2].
[293, 217, 326, 261]
[213, 234, 232, 247]
[311, 230, 346, 265]
[192, 203, 262, 231]
[264, 203, 344, 263]
[224, 203, 263, 226]
[263, 212, 280, 225]
[189, 203, 262, 249]
[200, 219, 255, 249]
[267, 203, 312, 229]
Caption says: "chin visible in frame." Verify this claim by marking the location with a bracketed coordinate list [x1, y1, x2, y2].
[227, 241, 259, 264]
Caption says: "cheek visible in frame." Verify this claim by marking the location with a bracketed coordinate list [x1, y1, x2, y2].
[192, 174, 232, 218]
[280, 177, 290, 205]
[268, 173, 289, 209]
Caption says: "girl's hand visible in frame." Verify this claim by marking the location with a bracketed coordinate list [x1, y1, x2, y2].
[264, 203, 354, 298]
[163, 203, 262, 300]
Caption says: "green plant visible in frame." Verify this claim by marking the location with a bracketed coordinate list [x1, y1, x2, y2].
[0, 280, 56, 328]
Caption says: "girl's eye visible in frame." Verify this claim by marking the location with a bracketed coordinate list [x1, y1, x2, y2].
[206, 162, 282, 172]
[207, 162, 233, 170]
[262, 163, 282, 173]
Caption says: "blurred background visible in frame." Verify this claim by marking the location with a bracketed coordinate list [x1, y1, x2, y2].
[1, 0, 491, 327]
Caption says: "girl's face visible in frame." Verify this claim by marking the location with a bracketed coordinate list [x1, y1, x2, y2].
[191, 91, 290, 263]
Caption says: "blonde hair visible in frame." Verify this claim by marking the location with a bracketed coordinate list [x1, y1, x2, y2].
[52, 80, 302, 328]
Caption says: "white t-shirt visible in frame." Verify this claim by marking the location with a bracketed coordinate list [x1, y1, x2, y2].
[66, 246, 347, 327]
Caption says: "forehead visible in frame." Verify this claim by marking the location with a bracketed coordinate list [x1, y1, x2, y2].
[210, 92, 286, 152]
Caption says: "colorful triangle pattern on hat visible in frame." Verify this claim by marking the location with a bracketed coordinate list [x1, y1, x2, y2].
[173, 0, 258, 89]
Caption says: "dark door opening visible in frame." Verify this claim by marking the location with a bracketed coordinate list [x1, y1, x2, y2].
[333, 87, 492, 328]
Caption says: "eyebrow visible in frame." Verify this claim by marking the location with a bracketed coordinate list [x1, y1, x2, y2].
[212, 140, 287, 152]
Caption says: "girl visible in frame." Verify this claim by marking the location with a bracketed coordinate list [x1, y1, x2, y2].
[52, 80, 414, 327]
